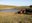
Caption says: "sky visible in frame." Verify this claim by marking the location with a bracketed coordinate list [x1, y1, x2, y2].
[0, 0, 32, 6]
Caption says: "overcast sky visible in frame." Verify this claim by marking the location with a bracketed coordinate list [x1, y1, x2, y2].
[0, 0, 32, 6]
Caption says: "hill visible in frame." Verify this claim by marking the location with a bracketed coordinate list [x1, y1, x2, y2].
[0, 5, 30, 10]
[0, 5, 16, 10]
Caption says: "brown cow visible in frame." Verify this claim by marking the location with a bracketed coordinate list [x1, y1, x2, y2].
[17, 9, 26, 14]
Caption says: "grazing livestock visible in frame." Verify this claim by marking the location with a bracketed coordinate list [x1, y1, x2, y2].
[25, 5, 32, 15]
[16, 9, 26, 14]
[16, 8, 32, 15]
[15, 10, 22, 14]
[16, 5, 32, 15]
[26, 9, 32, 15]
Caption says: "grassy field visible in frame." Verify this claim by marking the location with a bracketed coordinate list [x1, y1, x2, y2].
[0, 5, 16, 10]
[0, 5, 32, 23]
[0, 12, 32, 23]
[0, 5, 29, 10]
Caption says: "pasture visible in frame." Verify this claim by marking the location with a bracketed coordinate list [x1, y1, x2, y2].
[0, 5, 32, 23]
[0, 12, 32, 23]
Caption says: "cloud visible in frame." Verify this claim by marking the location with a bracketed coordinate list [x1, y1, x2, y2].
[0, 0, 32, 6]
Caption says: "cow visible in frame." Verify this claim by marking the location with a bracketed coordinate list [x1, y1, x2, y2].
[16, 5, 32, 15]
[16, 8, 32, 15]
[25, 9, 32, 15]
[16, 9, 26, 14]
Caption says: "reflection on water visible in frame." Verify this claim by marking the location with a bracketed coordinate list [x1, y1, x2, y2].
[0, 9, 19, 12]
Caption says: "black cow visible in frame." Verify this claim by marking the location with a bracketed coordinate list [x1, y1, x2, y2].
[25, 9, 32, 14]
[16, 8, 32, 15]
[17, 11, 21, 14]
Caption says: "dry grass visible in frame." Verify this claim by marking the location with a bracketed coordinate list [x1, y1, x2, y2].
[0, 5, 16, 10]
[0, 12, 32, 23]
[0, 5, 29, 10]
[0, 5, 31, 23]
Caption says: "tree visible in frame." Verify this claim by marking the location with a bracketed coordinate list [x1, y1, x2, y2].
[30, 5, 32, 8]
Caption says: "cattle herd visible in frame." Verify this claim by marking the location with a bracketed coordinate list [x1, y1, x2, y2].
[17, 5, 32, 15]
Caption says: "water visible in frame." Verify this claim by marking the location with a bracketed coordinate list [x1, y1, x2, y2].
[0, 9, 19, 12]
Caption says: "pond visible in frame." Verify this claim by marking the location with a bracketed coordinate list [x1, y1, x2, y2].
[0, 9, 19, 12]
